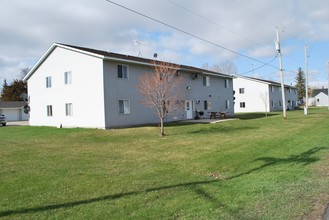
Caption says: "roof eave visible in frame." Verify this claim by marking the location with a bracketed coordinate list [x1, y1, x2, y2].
[24, 43, 105, 82]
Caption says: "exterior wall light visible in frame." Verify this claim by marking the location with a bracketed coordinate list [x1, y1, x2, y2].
[187, 86, 191, 90]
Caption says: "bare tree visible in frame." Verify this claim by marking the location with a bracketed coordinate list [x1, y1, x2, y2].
[138, 61, 184, 137]
[202, 61, 237, 75]
[260, 91, 269, 117]
[20, 68, 30, 80]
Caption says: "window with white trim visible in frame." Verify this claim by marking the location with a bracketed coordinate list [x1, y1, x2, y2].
[203, 76, 210, 86]
[65, 103, 73, 116]
[240, 102, 245, 108]
[47, 105, 53, 116]
[239, 88, 245, 94]
[225, 79, 230, 88]
[204, 100, 211, 110]
[271, 100, 274, 107]
[226, 100, 230, 109]
[118, 65, 129, 79]
[46, 76, 52, 88]
[119, 100, 130, 114]
[64, 71, 72, 84]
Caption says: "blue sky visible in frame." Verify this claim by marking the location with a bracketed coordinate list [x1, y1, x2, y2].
[1, 0, 329, 90]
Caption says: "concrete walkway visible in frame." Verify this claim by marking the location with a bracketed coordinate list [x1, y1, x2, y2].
[183, 118, 236, 124]
[5, 121, 29, 126]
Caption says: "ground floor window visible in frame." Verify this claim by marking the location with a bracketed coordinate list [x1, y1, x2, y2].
[204, 100, 211, 110]
[226, 100, 230, 109]
[239, 102, 245, 108]
[119, 100, 130, 114]
[47, 105, 52, 116]
[65, 103, 73, 116]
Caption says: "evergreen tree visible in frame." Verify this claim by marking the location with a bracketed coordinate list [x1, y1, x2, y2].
[294, 67, 306, 103]
[1, 79, 27, 101]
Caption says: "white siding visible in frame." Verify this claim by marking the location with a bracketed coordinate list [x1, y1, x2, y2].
[234, 77, 270, 113]
[28, 46, 106, 128]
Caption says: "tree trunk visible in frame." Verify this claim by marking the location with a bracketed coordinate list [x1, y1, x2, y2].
[160, 117, 165, 137]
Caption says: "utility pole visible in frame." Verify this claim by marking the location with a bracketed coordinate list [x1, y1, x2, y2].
[275, 26, 287, 120]
[304, 46, 309, 115]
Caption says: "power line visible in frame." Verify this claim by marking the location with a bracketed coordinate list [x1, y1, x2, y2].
[164, 0, 265, 48]
[105, 0, 279, 70]
[239, 55, 278, 75]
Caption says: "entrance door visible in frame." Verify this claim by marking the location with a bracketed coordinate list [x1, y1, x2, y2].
[185, 100, 193, 119]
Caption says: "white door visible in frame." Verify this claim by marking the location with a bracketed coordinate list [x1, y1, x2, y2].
[185, 100, 193, 119]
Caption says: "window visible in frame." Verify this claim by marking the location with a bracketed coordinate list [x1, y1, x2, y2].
[225, 79, 229, 88]
[271, 86, 274, 92]
[203, 76, 210, 86]
[64, 71, 72, 84]
[239, 88, 245, 94]
[118, 65, 129, 79]
[119, 100, 130, 114]
[47, 105, 53, 116]
[164, 100, 170, 113]
[204, 100, 211, 110]
[279, 100, 282, 106]
[65, 103, 73, 116]
[46, 76, 52, 88]
[271, 100, 274, 107]
[226, 100, 230, 109]
[240, 102, 245, 108]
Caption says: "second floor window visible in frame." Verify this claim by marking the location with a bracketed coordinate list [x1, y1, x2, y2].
[225, 79, 229, 88]
[46, 76, 52, 88]
[64, 71, 72, 84]
[118, 65, 129, 79]
[239, 88, 245, 94]
[203, 76, 210, 86]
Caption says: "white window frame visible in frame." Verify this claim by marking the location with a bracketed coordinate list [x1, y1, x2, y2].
[240, 102, 245, 108]
[118, 65, 129, 79]
[239, 88, 245, 94]
[65, 103, 73, 116]
[225, 79, 230, 88]
[204, 100, 211, 110]
[203, 76, 210, 86]
[46, 76, 52, 88]
[64, 71, 72, 85]
[47, 105, 53, 116]
[226, 100, 230, 109]
[119, 100, 130, 114]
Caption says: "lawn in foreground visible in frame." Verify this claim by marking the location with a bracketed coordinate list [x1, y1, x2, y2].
[1, 108, 329, 219]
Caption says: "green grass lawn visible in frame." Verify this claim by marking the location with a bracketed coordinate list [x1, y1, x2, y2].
[1, 108, 329, 219]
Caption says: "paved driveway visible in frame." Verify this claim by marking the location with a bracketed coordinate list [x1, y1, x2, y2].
[3, 121, 29, 126]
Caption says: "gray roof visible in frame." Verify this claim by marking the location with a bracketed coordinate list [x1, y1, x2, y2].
[24, 43, 233, 81]
[235, 75, 296, 88]
[311, 88, 328, 97]
[0, 101, 26, 108]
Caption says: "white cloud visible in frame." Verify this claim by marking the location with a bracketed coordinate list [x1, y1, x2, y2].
[1, 0, 329, 87]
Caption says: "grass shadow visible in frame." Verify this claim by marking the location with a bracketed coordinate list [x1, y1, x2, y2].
[1, 147, 327, 218]
[235, 112, 279, 120]
[188, 125, 259, 135]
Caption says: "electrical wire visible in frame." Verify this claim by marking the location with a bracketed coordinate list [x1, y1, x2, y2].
[239, 55, 278, 75]
[105, 0, 280, 70]
[164, 0, 265, 48]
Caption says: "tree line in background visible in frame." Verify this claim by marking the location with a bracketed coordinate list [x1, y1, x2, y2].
[0, 68, 29, 101]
